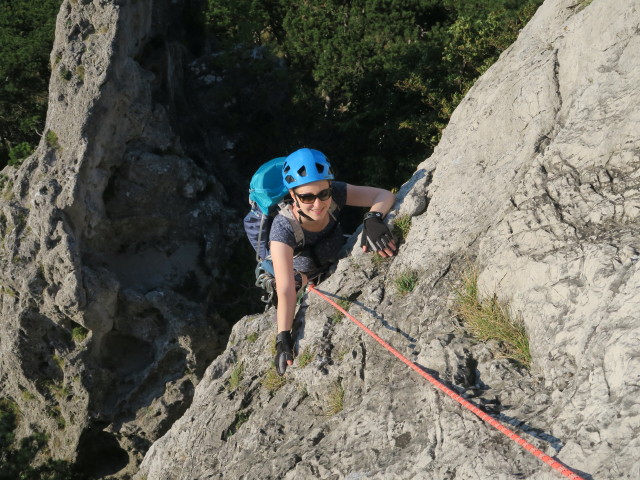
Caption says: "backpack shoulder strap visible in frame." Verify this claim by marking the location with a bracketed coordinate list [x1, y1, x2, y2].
[277, 202, 305, 250]
[328, 199, 338, 221]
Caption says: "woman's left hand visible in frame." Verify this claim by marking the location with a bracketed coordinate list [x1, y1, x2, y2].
[361, 212, 397, 257]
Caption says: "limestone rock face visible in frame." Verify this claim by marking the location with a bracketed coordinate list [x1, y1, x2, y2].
[138, 1, 640, 479]
[0, 0, 235, 476]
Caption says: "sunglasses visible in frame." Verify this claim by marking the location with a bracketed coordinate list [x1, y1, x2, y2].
[295, 187, 333, 204]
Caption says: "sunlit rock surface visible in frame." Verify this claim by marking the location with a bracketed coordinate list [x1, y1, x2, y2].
[138, 1, 639, 479]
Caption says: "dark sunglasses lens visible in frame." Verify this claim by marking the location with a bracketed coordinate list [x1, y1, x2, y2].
[318, 188, 332, 200]
[297, 188, 332, 204]
[297, 193, 315, 204]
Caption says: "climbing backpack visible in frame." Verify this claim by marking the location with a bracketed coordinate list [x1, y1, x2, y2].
[243, 157, 338, 306]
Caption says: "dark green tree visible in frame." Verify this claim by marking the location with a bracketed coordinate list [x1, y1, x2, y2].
[0, 0, 61, 167]
[204, 0, 542, 191]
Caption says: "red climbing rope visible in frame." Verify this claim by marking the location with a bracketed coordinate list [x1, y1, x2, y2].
[308, 285, 585, 480]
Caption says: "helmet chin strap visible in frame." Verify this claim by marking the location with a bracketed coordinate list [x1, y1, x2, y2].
[294, 196, 313, 223]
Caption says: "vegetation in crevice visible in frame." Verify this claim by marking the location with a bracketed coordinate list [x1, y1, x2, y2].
[453, 266, 531, 367]
[323, 380, 345, 416]
[395, 270, 419, 295]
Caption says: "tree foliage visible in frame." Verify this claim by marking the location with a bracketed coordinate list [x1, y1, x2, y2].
[0, 398, 80, 480]
[204, 0, 542, 189]
[0, 0, 61, 167]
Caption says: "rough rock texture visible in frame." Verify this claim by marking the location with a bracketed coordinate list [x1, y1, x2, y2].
[138, 0, 640, 479]
[0, 0, 239, 477]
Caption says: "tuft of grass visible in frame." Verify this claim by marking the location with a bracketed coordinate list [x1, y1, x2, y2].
[71, 325, 89, 343]
[262, 367, 287, 393]
[454, 267, 531, 368]
[372, 252, 391, 267]
[297, 347, 314, 368]
[395, 270, 419, 295]
[329, 298, 351, 324]
[45, 130, 60, 150]
[21, 389, 36, 402]
[577, 0, 593, 11]
[228, 362, 244, 392]
[60, 66, 72, 81]
[52, 355, 64, 369]
[392, 214, 412, 242]
[324, 381, 345, 416]
[221, 409, 252, 440]
[246, 332, 259, 343]
[46, 406, 66, 430]
[75, 65, 85, 82]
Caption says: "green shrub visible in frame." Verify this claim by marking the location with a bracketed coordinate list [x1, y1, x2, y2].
[454, 267, 531, 367]
[7, 142, 33, 166]
[395, 270, 419, 295]
[0, 398, 19, 447]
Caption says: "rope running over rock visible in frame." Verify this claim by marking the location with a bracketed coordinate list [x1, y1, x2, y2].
[308, 285, 586, 480]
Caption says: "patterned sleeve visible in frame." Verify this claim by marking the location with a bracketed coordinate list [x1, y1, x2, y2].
[269, 214, 297, 248]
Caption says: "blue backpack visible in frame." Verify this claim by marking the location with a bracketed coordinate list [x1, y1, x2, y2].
[243, 157, 337, 305]
[243, 157, 304, 261]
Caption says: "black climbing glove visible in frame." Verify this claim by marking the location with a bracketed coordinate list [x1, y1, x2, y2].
[274, 331, 294, 376]
[361, 211, 395, 254]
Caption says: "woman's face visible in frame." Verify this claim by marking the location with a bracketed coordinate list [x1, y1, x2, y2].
[291, 180, 332, 222]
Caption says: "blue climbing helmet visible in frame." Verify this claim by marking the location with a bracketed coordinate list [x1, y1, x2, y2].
[282, 148, 334, 189]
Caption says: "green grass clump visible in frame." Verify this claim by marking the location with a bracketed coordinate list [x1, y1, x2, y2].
[329, 298, 351, 324]
[71, 325, 89, 343]
[372, 252, 391, 267]
[392, 214, 412, 242]
[395, 270, 419, 295]
[324, 381, 345, 416]
[60, 66, 72, 81]
[246, 332, 259, 343]
[75, 65, 85, 81]
[21, 389, 36, 402]
[221, 409, 252, 440]
[45, 130, 60, 150]
[228, 362, 244, 392]
[454, 267, 531, 368]
[262, 367, 287, 393]
[297, 347, 314, 368]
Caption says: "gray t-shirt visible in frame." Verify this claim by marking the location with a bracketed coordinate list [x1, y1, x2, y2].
[269, 181, 348, 277]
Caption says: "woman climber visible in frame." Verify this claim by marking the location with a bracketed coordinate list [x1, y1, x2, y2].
[270, 148, 397, 375]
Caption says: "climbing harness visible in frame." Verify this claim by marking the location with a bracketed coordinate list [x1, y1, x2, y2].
[308, 285, 586, 480]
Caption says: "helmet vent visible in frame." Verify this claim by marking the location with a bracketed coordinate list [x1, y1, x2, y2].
[316, 163, 325, 173]
[297, 166, 307, 177]
[284, 175, 295, 184]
